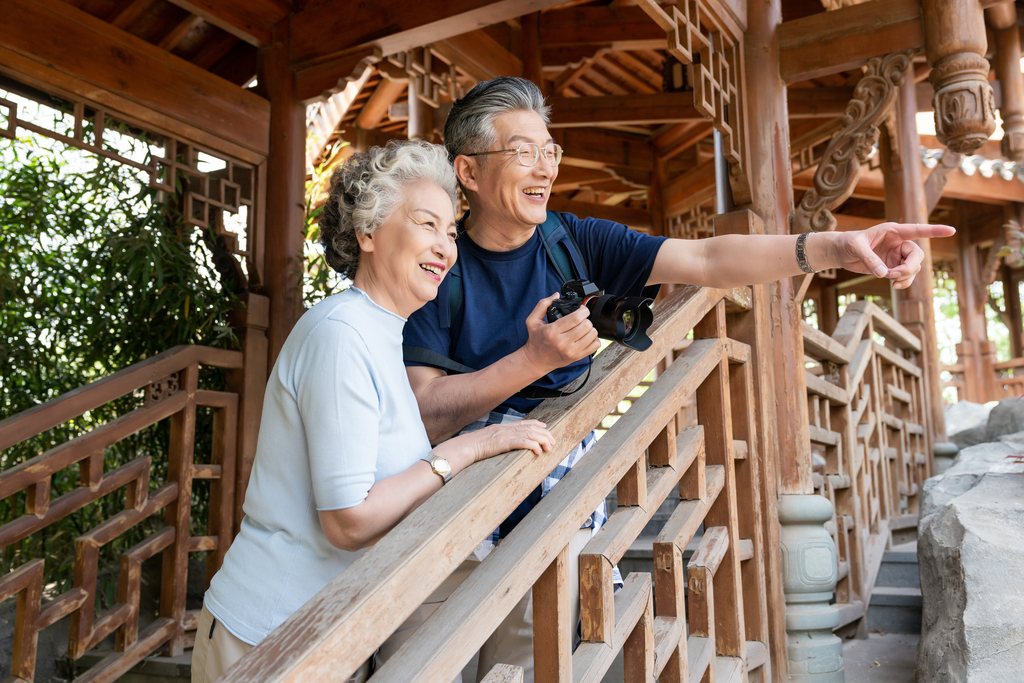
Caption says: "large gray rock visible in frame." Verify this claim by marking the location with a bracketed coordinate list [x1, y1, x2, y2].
[918, 463, 1024, 681]
[985, 397, 1024, 441]
[922, 441, 1024, 518]
[950, 423, 990, 451]
[945, 400, 992, 438]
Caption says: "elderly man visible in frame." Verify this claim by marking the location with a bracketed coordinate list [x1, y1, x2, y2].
[403, 76, 953, 680]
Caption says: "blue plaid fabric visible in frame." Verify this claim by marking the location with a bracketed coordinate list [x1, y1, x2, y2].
[461, 409, 623, 589]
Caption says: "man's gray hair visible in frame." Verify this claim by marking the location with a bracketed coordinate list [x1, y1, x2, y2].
[319, 140, 458, 279]
[443, 77, 551, 161]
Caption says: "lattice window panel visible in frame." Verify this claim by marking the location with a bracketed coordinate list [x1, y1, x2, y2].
[0, 81, 260, 289]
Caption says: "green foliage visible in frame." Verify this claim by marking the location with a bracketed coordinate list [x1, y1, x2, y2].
[1, 126, 237, 601]
[302, 151, 350, 307]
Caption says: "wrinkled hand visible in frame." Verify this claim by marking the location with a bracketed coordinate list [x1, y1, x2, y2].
[471, 420, 555, 460]
[521, 293, 600, 374]
[833, 223, 956, 290]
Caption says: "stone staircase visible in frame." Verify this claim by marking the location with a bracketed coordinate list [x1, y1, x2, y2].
[866, 540, 922, 635]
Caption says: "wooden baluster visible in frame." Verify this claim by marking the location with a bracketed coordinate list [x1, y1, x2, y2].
[161, 362, 198, 655]
[579, 553, 615, 645]
[693, 302, 745, 662]
[653, 537, 687, 683]
[623, 588, 654, 683]
[533, 545, 572, 682]
[727, 359, 769, 650]
[207, 396, 237, 582]
[618, 455, 647, 509]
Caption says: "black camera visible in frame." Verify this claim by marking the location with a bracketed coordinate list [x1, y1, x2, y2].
[545, 279, 654, 352]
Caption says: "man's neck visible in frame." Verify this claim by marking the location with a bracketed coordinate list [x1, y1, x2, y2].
[463, 208, 536, 252]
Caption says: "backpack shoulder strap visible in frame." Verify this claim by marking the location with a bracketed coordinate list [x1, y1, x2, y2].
[438, 259, 462, 329]
[537, 211, 589, 282]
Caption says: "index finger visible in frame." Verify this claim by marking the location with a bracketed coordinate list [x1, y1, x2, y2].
[891, 223, 956, 240]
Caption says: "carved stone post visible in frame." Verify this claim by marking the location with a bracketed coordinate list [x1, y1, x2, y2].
[779, 494, 844, 682]
[986, 2, 1024, 162]
[923, 0, 997, 154]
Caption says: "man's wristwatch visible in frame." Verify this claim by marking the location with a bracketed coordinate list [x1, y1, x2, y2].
[422, 452, 453, 485]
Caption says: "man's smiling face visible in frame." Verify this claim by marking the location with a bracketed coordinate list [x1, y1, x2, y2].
[466, 109, 558, 231]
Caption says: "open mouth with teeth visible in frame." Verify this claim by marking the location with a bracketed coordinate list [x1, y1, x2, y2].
[420, 263, 445, 281]
[523, 187, 546, 200]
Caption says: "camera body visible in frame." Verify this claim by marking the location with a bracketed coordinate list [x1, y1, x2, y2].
[546, 279, 654, 352]
[545, 279, 603, 322]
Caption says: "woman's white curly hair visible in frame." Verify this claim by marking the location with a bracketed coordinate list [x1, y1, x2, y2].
[319, 140, 458, 279]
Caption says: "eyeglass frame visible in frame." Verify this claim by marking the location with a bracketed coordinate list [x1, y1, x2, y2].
[463, 142, 563, 167]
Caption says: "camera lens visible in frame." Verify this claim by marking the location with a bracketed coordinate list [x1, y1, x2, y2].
[586, 295, 653, 351]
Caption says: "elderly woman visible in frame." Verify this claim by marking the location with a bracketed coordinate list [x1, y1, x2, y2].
[191, 140, 554, 683]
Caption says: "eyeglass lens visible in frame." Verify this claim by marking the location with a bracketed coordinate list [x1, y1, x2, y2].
[517, 143, 562, 167]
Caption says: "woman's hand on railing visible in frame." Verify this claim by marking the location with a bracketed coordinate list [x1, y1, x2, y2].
[829, 222, 956, 289]
[435, 420, 555, 475]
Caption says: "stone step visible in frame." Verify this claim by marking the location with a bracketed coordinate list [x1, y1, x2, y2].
[867, 586, 922, 634]
[875, 550, 921, 588]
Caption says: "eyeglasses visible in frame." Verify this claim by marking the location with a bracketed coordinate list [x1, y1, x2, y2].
[465, 142, 562, 167]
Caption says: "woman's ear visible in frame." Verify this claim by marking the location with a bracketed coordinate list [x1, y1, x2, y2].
[355, 230, 374, 254]
[453, 155, 478, 193]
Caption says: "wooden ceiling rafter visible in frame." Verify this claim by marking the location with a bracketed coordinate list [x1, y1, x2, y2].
[157, 14, 204, 51]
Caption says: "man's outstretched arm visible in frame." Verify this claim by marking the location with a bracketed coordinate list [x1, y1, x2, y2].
[648, 222, 956, 289]
[408, 293, 600, 443]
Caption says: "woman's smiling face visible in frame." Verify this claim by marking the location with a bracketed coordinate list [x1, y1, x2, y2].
[354, 180, 458, 318]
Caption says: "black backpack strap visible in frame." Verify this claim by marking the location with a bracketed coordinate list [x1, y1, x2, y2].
[537, 211, 589, 283]
[403, 345, 477, 375]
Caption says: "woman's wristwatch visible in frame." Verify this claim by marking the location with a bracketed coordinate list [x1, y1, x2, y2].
[422, 452, 452, 484]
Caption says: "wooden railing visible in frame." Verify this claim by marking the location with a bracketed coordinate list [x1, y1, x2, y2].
[222, 284, 774, 683]
[939, 363, 966, 403]
[994, 357, 1024, 398]
[0, 345, 249, 683]
[801, 301, 931, 636]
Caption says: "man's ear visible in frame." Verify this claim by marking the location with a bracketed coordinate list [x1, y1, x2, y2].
[453, 155, 479, 193]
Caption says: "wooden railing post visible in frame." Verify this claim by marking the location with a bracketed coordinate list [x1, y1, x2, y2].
[160, 363, 198, 656]
[227, 292, 269, 537]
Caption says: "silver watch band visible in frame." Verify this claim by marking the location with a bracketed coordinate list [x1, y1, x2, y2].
[796, 232, 816, 274]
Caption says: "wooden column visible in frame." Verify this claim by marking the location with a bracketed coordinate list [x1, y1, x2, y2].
[744, 0, 812, 495]
[743, 0, 799, 678]
[258, 22, 307, 370]
[227, 293, 269, 536]
[820, 282, 840, 336]
[521, 12, 544, 93]
[881, 74, 948, 440]
[1003, 264, 1024, 360]
[986, 2, 1024, 162]
[648, 149, 667, 238]
[954, 202, 994, 403]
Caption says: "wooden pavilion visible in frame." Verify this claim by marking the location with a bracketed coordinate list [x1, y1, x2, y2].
[1, 0, 1021, 681]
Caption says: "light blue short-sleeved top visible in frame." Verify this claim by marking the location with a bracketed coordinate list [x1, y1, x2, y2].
[205, 287, 432, 645]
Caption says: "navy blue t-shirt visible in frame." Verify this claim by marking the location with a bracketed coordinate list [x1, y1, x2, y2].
[403, 211, 667, 415]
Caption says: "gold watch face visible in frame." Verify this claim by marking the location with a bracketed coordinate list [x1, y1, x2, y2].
[433, 458, 452, 476]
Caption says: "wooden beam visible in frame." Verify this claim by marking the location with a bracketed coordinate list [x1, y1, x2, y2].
[787, 87, 855, 119]
[355, 66, 409, 130]
[290, 0, 568, 101]
[794, 166, 1024, 205]
[653, 122, 714, 160]
[162, 0, 289, 47]
[158, 15, 204, 51]
[548, 93, 703, 128]
[547, 197, 652, 230]
[778, 0, 924, 84]
[664, 161, 717, 216]
[540, 6, 664, 48]
[433, 30, 523, 83]
[552, 128, 653, 170]
[0, 0, 270, 160]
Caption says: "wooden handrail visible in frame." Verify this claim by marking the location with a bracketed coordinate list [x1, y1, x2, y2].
[0, 345, 242, 451]
[220, 284, 760, 682]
